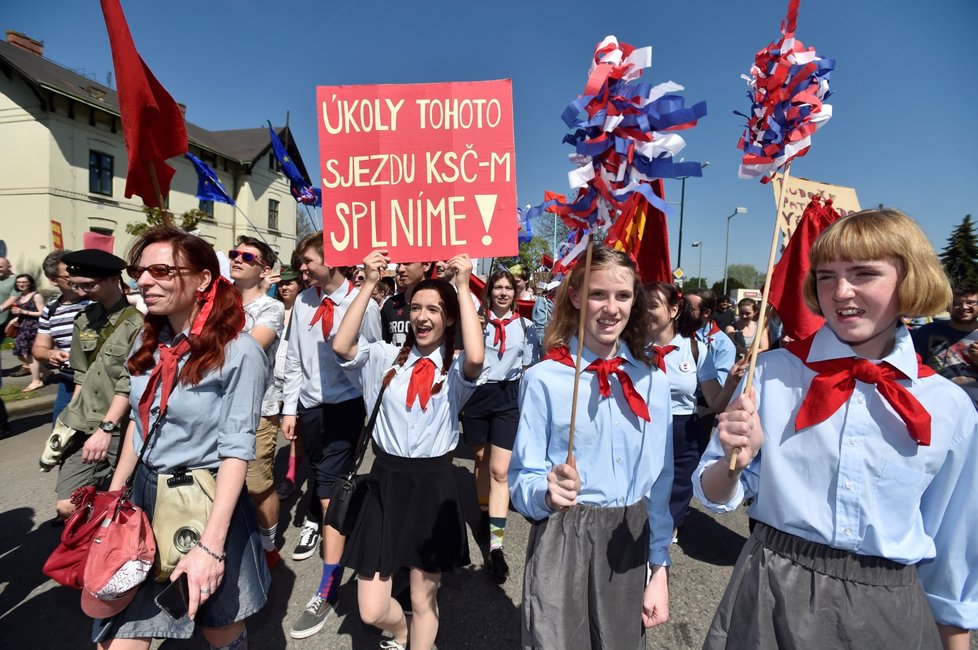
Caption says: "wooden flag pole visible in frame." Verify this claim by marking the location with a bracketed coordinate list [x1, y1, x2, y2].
[728, 165, 792, 471]
[146, 162, 174, 228]
[566, 232, 595, 464]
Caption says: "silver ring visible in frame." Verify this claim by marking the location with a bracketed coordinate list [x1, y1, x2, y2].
[200, 588, 211, 594]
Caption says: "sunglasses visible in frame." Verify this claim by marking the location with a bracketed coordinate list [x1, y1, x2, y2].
[69, 280, 100, 292]
[126, 264, 190, 280]
[228, 250, 265, 265]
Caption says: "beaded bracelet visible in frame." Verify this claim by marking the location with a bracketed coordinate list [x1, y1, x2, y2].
[195, 541, 226, 563]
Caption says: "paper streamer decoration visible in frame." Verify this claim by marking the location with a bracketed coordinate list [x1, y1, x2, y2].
[737, 0, 834, 183]
[527, 35, 706, 265]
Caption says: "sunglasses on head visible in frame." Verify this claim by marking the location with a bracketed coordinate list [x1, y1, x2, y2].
[228, 250, 264, 265]
[126, 264, 189, 280]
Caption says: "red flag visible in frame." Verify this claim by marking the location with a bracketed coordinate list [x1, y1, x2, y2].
[543, 191, 566, 213]
[605, 180, 671, 284]
[100, 0, 187, 208]
[469, 273, 487, 304]
[768, 195, 841, 340]
[541, 253, 554, 269]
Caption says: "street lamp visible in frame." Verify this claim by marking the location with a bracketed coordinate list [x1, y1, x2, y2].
[723, 207, 748, 297]
[676, 161, 710, 269]
[691, 241, 703, 288]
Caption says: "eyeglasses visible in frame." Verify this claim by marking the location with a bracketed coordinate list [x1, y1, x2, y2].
[228, 250, 265, 265]
[126, 264, 189, 280]
[69, 280, 100, 292]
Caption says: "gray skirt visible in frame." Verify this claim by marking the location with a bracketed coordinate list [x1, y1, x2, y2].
[521, 499, 650, 650]
[703, 522, 942, 650]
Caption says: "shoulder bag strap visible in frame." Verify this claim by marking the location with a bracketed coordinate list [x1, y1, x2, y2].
[347, 377, 393, 476]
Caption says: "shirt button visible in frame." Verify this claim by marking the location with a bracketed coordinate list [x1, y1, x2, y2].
[615, 457, 622, 464]
[855, 394, 865, 404]
[615, 422, 620, 428]
[844, 528, 853, 536]
[848, 438, 857, 446]
[844, 481, 854, 490]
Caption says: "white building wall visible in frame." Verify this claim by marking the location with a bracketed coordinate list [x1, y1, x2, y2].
[0, 71, 300, 286]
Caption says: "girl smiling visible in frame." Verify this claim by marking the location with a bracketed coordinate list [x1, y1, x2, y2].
[696, 209, 977, 649]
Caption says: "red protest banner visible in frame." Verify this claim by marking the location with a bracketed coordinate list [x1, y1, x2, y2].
[317, 80, 518, 266]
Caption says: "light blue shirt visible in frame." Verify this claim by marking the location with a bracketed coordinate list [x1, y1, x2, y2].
[695, 322, 736, 385]
[509, 338, 674, 567]
[128, 330, 267, 472]
[658, 333, 708, 416]
[483, 312, 536, 382]
[341, 341, 485, 458]
[282, 282, 382, 414]
[694, 325, 978, 627]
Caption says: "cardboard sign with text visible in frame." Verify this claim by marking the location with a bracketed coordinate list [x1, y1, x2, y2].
[772, 173, 861, 242]
[317, 80, 518, 266]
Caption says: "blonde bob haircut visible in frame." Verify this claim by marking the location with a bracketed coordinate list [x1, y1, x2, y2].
[803, 208, 951, 318]
[543, 246, 652, 365]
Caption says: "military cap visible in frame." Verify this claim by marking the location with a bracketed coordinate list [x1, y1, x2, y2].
[279, 266, 299, 282]
[62, 249, 127, 278]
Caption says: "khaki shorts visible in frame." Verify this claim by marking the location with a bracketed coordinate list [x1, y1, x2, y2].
[55, 428, 121, 500]
[246, 415, 279, 495]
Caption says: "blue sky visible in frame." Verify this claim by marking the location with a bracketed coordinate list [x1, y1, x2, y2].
[5, 0, 976, 282]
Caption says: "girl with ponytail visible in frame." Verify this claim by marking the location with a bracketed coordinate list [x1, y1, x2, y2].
[333, 250, 485, 650]
[96, 227, 269, 648]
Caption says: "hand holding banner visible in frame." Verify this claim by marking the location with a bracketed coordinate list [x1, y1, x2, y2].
[317, 80, 518, 265]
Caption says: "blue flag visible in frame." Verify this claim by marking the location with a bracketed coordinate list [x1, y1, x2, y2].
[517, 206, 533, 243]
[268, 124, 321, 206]
[185, 153, 234, 205]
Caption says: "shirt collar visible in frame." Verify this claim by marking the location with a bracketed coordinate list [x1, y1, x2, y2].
[568, 336, 638, 367]
[316, 280, 352, 305]
[808, 324, 919, 379]
[405, 344, 446, 374]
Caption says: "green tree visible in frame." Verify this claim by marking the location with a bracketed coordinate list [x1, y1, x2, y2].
[712, 278, 745, 297]
[726, 263, 762, 289]
[682, 276, 709, 289]
[499, 236, 552, 274]
[940, 214, 978, 287]
[532, 211, 571, 257]
[126, 206, 207, 237]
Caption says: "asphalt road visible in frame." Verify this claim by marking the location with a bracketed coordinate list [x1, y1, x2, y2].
[4, 411, 971, 649]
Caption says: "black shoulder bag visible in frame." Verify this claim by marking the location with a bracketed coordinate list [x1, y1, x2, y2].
[324, 379, 391, 535]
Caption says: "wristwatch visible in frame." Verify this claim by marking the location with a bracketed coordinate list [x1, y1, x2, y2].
[99, 420, 120, 433]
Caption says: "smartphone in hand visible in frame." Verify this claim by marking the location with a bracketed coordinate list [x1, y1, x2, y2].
[154, 573, 189, 620]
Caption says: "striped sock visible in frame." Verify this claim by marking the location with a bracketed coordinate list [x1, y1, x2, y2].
[318, 562, 342, 600]
[259, 524, 277, 552]
[489, 516, 507, 551]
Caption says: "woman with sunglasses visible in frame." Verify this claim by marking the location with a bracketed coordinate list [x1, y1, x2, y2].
[94, 228, 269, 649]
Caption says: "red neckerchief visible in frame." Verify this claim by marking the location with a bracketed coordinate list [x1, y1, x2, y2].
[543, 345, 650, 421]
[309, 281, 352, 339]
[706, 320, 722, 337]
[137, 337, 190, 438]
[650, 345, 678, 373]
[785, 335, 935, 445]
[488, 312, 520, 354]
[406, 358, 436, 411]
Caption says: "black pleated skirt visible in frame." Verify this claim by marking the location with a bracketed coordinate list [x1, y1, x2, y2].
[703, 522, 942, 650]
[342, 444, 470, 577]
